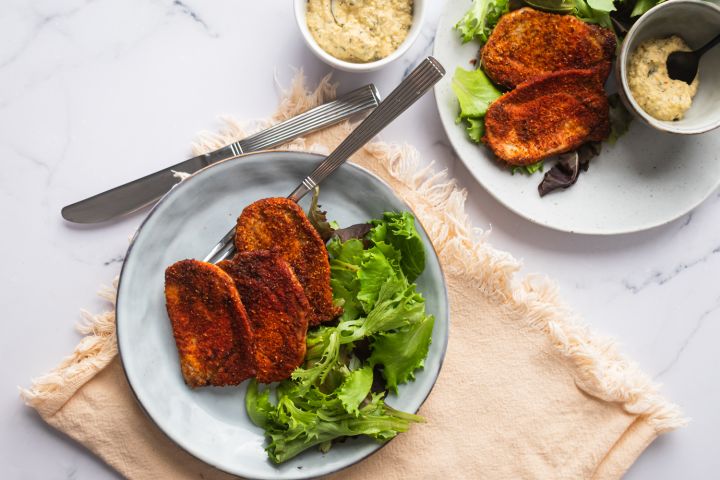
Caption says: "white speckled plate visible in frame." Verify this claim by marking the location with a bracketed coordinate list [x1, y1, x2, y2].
[433, 0, 720, 234]
[116, 151, 448, 480]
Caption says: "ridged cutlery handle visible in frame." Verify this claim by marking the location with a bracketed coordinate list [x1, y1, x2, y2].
[235, 84, 381, 153]
[287, 57, 445, 202]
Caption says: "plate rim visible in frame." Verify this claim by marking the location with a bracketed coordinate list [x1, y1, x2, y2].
[116, 150, 450, 479]
[431, 3, 720, 236]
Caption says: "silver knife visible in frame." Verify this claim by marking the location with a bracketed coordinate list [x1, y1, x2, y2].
[61, 84, 381, 223]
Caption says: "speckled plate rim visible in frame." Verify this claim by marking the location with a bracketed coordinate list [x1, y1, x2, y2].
[116, 150, 449, 480]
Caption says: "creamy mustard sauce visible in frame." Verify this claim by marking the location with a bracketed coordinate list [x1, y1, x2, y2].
[306, 0, 413, 63]
[628, 36, 699, 121]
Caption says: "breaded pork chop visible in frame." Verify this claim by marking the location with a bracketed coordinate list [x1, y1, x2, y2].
[481, 8, 616, 89]
[483, 69, 610, 166]
[164, 259, 255, 387]
[235, 198, 341, 326]
[218, 250, 310, 383]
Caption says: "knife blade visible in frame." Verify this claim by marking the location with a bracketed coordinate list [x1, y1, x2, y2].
[61, 84, 381, 223]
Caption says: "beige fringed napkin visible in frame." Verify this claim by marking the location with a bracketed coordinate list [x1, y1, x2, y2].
[22, 75, 685, 480]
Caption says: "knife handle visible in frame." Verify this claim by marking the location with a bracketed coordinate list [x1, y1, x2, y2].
[235, 84, 381, 154]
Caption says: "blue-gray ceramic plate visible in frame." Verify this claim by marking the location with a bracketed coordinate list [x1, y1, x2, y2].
[116, 151, 449, 480]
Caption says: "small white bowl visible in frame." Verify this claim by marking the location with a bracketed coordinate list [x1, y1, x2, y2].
[617, 0, 720, 134]
[294, 0, 426, 73]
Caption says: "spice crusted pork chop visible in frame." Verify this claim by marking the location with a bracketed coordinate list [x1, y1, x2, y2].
[164, 259, 255, 388]
[218, 250, 311, 383]
[483, 69, 610, 166]
[234, 197, 341, 326]
[481, 8, 616, 89]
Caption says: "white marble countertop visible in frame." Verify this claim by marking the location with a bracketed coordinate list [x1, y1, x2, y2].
[2, 1, 718, 478]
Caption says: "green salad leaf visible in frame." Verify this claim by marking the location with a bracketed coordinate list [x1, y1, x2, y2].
[327, 238, 364, 321]
[631, 0, 664, 16]
[290, 329, 341, 389]
[297, 276, 426, 385]
[355, 278, 427, 340]
[337, 366, 374, 415]
[246, 380, 274, 429]
[452, 67, 502, 120]
[454, 0, 510, 44]
[246, 210, 434, 463]
[263, 388, 423, 464]
[586, 0, 616, 13]
[466, 117, 485, 143]
[572, 0, 613, 28]
[369, 315, 435, 393]
[451, 67, 502, 145]
[511, 161, 545, 176]
[357, 247, 398, 312]
[524, 0, 575, 12]
[369, 211, 426, 282]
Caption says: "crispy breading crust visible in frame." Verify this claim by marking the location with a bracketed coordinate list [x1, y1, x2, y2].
[164, 259, 255, 388]
[483, 69, 610, 166]
[481, 8, 616, 89]
[218, 250, 310, 383]
[234, 197, 342, 326]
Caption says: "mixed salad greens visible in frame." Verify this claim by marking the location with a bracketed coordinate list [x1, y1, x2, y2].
[455, 0, 665, 44]
[451, 0, 644, 190]
[245, 195, 434, 464]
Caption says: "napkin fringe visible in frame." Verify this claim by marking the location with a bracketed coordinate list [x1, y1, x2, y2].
[20, 281, 118, 418]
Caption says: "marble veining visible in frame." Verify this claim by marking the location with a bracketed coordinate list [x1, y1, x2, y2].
[1, 0, 98, 70]
[680, 211, 693, 228]
[2, 1, 719, 479]
[12, 145, 53, 173]
[168, 0, 218, 38]
[622, 244, 720, 293]
[401, 26, 436, 78]
[103, 254, 125, 266]
[655, 295, 720, 378]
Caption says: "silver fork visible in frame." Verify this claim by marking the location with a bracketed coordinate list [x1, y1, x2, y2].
[204, 57, 445, 264]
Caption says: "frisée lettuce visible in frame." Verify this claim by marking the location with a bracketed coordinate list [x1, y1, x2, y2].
[454, 0, 510, 44]
[245, 210, 434, 463]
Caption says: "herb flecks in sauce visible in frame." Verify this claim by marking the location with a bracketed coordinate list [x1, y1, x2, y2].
[628, 36, 699, 121]
[306, 0, 414, 63]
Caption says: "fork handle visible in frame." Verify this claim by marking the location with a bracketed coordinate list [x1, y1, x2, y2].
[287, 57, 445, 202]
